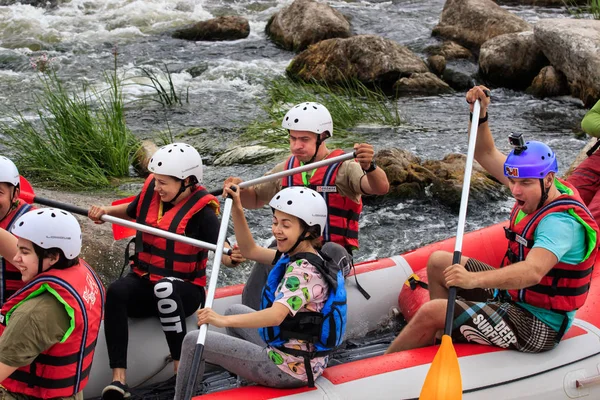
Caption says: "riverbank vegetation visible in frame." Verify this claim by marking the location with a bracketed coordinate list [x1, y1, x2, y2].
[242, 76, 402, 148]
[0, 70, 139, 189]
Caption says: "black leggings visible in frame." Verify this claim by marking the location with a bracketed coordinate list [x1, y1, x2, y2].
[104, 273, 205, 369]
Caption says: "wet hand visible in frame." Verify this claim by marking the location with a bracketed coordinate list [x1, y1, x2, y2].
[353, 143, 375, 170]
[444, 263, 478, 289]
[197, 307, 227, 328]
[465, 85, 491, 115]
[223, 183, 242, 207]
[88, 205, 107, 224]
[223, 177, 243, 198]
[230, 244, 245, 265]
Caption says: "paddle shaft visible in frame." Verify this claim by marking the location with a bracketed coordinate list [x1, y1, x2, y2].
[28, 195, 232, 256]
[184, 196, 234, 400]
[208, 151, 357, 196]
[443, 100, 481, 336]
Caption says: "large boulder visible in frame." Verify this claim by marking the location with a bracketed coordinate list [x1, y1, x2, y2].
[287, 35, 429, 91]
[377, 149, 507, 209]
[425, 40, 473, 60]
[534, 19, 600, 107]
[266, 0, 350, 52]
[212, 145, 288, 166]
[393, 72, 453, 96]
[432, 0, 531, 50]
[427, 55, 446, 76]
[376, 149, 436, 198]
[479, 31, 548, 89]
[422, 154, 507, 210]
[172, 16, 250, 41]
[526, 66, 569, 99]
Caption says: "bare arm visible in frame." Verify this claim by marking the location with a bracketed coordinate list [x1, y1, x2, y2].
[360, 168, 389, 195]
[457, 248, 558, 290]
[223, 177, 267, 209]
[0, 228, 17, 261]
[0, 362, 18, 383]
[354, 143, 389, 195]
[466, 86, 510, 187]
[224, 185, 276, 266]
[198, 302, 289, 329]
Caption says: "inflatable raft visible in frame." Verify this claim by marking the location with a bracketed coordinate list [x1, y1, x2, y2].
[84, 221, 600, 399]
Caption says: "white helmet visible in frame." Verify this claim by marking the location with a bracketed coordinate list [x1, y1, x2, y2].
[269, 187, 328, 236]
[282, 102, 333, 138]
[0, 156, 20, 186]
[11, 209, 82, 260]
[148, 143, 203, 183]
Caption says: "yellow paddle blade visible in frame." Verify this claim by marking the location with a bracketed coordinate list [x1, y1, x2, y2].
[419, 335, 462, 400]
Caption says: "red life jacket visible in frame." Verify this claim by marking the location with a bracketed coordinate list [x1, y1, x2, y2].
[503, 179, 599, 312]
[0, 259, 104, 398]
[282, 150, 362, 250]
[0, 201, 34, 304]
[132, 175, 220, 286]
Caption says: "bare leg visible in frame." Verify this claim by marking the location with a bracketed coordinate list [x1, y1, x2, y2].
[426, 251, 470, 300]
[386, 299, 448, 354]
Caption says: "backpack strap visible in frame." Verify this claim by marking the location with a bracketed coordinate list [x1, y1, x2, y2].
[290, 252, 337, 289]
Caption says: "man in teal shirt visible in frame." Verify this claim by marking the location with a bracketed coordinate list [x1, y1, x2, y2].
[386, 86, 599, 355]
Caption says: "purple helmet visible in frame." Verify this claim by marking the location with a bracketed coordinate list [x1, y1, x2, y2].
[504, 141, 558, 179]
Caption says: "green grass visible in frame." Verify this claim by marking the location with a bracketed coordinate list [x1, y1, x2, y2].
[564, 0, 600, 19]
[241, 76, 402, 148]
[0, 71, 140, 189]
[137, 64, 189, 107]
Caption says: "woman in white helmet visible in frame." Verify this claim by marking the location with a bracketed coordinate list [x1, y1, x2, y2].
[0, 209, 104, 400]
[88, 143, 244, 400]
[174, 185, 347, 398]
[0, 156, 34, 305]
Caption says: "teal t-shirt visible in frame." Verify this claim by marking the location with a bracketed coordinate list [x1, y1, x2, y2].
[517, 212, 586, 332]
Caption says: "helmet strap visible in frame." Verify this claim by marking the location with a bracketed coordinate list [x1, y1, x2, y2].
[287, 226, 310, 255]
[307, 135, 323, 164]
[169, 178, 196, 204]
[536, 179, 549, 211]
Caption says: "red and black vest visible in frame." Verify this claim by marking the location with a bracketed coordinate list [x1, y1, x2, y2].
[503, 179, 599, 312]
[282, 150, 362, 250]
[132, 175, 219, 287]
[0, 259, 104, 398]
[0, 201, 34, 305]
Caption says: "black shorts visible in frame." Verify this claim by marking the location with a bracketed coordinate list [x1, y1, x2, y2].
[450, 259, 559, 353]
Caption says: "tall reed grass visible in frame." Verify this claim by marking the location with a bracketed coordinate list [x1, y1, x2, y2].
[564, 0, 600, 19]
[0, 70, 139, 189]
[243, 77, 402, 148]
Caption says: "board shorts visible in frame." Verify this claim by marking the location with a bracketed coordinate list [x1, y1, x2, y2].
[451, 258, 560, 353]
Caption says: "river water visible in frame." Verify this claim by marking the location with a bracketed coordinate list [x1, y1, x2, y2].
[0, 0, 591, 285]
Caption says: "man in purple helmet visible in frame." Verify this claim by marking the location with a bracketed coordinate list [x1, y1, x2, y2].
[386, 85, 599, 355]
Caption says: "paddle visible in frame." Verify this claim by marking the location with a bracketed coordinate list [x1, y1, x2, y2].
[183, 191, 235, 400]
[111, 151, 357, 239]
[18, 191, 232, 256]
[111, 196, 137, 240]
[419, 99, 482, 400]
